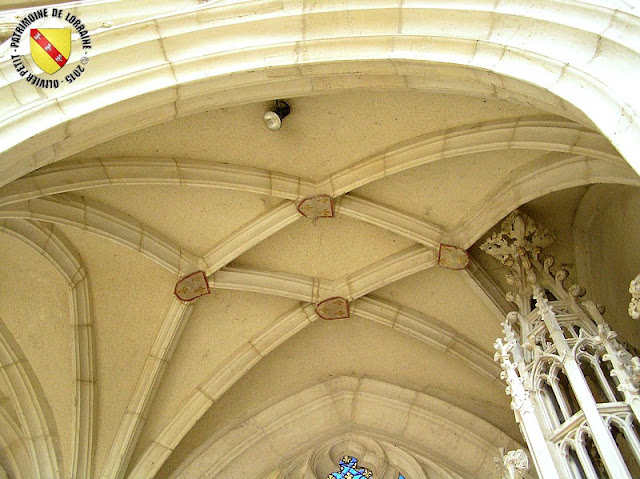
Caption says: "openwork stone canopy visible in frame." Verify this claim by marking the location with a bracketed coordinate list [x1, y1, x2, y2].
[483, 211, 640, 479]
[480, 210, 554, 275]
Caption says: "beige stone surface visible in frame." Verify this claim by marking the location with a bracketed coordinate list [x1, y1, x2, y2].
[131, 291, 299, 465]
[354, 149, 549, 229]
[0, 233, 72, 478]
[56, 226, 176, 477]
[156, 317, 515, 478]
[232, 217, 416, 280]
[78, 185, 280, 257]
[69, 91, 541, 181]
[574, 184, 640, 346]
[375, 267, 502, 350]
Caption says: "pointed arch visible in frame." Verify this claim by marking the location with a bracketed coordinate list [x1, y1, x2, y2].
[169, 377, 521, 479]
[2, 1, 640, 189]
[0, 315, 60, 479]
[0, 220, 94, 478]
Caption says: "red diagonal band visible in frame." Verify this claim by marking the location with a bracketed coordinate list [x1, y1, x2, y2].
[30, 29, 67, 68]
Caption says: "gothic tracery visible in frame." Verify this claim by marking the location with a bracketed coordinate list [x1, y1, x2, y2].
[485, 211, 640, 478]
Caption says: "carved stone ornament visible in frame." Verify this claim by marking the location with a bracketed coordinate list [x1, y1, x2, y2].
[297, 195, 334, 220]
[595, 324, 640, 392]
[174, 271, 210, 302]
[494, 338, 532, 413]
[495, 448, 530, 479]
[485, 213, 639, 479]
[480, 210, 554, 267]
[630, 274, 640, 319]
[504, 449, 529, 472]
[437, 244, 469, 270]
[480, 210, 576, 309]
[315, 297, 350, 320]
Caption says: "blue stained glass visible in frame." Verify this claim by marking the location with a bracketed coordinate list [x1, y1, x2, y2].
[326, 456, 407, 479]
[327, 456, 373, 479]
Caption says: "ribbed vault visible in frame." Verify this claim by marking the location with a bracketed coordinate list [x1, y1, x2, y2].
[0, 1, 640, 479]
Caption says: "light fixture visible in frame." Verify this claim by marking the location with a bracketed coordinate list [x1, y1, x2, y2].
[263, 100, 290, 131]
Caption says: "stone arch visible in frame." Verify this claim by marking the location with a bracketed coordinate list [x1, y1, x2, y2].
[165, 376, 523, 479]
[2, 1, 640, 190]
[0, 314, 60, 479]
[0, 220, 94, 478]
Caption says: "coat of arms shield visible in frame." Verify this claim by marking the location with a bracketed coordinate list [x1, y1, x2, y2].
[30, 28, 71, 74]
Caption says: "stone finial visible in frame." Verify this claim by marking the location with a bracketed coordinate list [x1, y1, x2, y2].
[630, 274, 640, 320]
[495, 448, 530, 479]
[480, 210, 554, 266]
[481, 210, 592, 309]
[505, 449, 530, 477]
[480, 211, 556, 299]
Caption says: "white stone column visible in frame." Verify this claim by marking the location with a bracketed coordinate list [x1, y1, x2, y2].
[582, 301, 640, 420]
[494, 338, 561, 479]
[535, 291, 632, 479]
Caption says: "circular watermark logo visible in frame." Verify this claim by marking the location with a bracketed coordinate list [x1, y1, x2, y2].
[9, 7, 92, 89]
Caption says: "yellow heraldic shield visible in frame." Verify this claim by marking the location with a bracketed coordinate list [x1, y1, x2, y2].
[30, 28, 71, 74]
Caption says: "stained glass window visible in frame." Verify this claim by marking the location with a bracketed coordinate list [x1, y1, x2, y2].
[327, 456, 372, 479]
[326, 455, 407, 479]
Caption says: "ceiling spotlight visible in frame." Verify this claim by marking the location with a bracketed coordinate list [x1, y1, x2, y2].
[263, 100, 290, 131]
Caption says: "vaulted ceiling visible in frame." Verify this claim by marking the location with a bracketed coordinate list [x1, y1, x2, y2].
[1, 1, 640, 479]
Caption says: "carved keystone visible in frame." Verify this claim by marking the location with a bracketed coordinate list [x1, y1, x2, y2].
[174, 271, 210, 302]
[315, 297, 350, 320]
[437, 244, 469, 270]
[297, 195, 334, 219]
